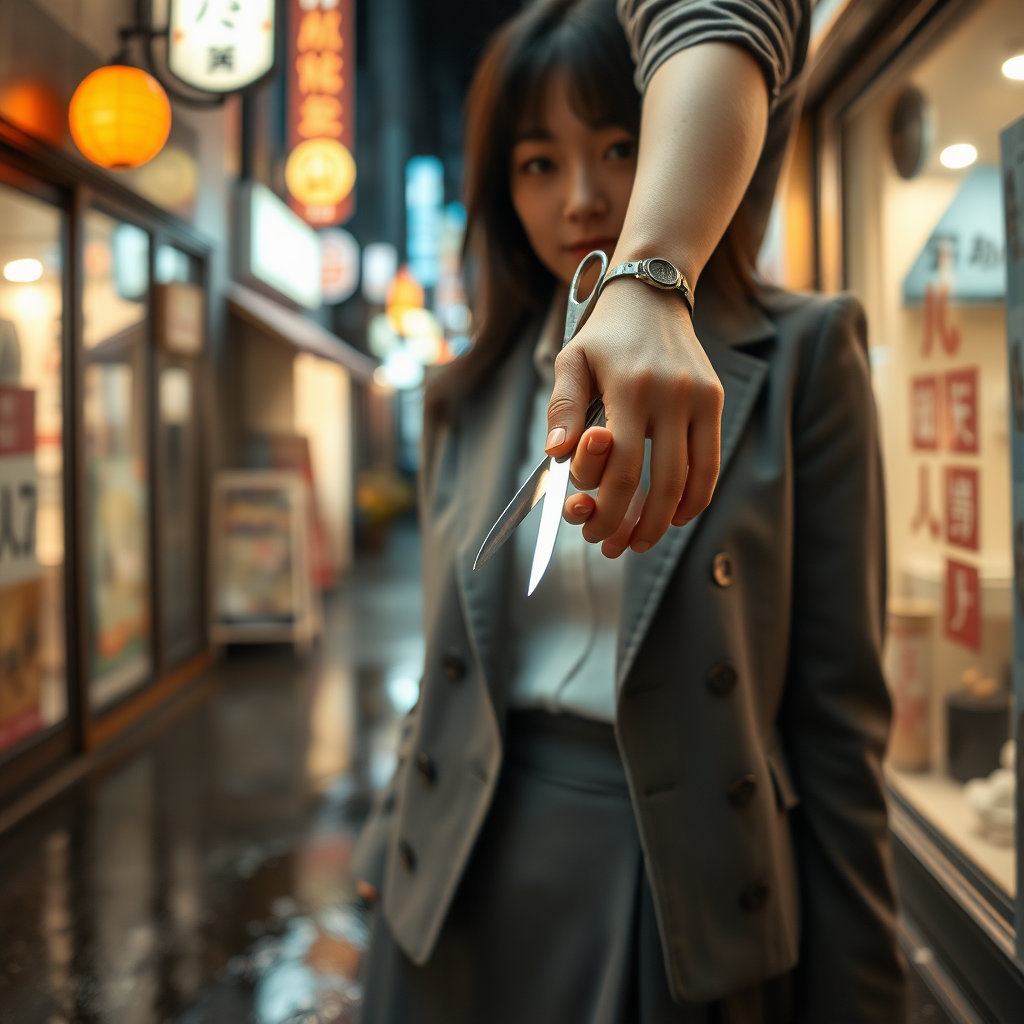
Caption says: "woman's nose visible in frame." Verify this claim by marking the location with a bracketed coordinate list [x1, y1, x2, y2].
[564, 162, 608, 221]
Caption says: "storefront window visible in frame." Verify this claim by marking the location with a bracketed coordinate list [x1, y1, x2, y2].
[83, 210, 152, 710]
[155, 245, 203, 667]
[843, 0, 1024, 900]
[0, 183, 68, 755]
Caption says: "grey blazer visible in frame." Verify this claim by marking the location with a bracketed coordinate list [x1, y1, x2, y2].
[353, 279, 905, 1019]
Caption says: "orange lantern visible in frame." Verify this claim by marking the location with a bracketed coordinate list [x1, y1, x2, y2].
[285, 138, 356, 208]
[69, 66, 171, 170]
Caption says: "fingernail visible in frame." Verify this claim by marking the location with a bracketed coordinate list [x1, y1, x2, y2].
[586, 435, 610, 455]
[573, 503, 591, 515]
[631, 541, 650, 554]
[546, 427, 566, 450]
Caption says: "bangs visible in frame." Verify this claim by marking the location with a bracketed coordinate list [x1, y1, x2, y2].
[503, 3, 640, 139]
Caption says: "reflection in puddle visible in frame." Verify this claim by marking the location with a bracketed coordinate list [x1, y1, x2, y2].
[0, 523, 422, 1024]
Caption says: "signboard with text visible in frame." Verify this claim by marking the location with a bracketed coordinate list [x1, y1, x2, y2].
[286, 0, 356, 227]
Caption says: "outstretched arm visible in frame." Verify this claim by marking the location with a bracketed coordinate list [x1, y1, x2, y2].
[550, 0, 806, 556]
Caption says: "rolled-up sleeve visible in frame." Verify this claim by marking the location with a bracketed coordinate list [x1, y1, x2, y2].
[617, 0, 806, 103]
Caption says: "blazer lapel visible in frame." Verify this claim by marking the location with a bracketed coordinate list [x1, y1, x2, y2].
[454, 334, 539, 702]
[616, 333, 770, 690]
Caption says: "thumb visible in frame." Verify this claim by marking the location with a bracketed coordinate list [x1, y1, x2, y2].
[546, 344, 593, 458]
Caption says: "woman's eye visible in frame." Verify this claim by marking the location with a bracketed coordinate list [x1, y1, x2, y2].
[606, 140, 636, 160]
[521, 156, 555, 175]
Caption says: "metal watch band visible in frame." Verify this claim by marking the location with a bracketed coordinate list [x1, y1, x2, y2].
[603, 258, 694, 315]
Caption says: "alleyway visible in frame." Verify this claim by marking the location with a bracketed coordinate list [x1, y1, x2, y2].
[0, 523, 423, 1024]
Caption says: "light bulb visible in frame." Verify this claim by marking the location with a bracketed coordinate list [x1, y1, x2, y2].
[939, 143, 977, 169]
[4, 258, 42, 282]
[1002, 55, 1024, 81]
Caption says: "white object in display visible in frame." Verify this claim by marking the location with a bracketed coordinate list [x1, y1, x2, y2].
[168, 0, 277, 94]
[965, 740, 1016, 846]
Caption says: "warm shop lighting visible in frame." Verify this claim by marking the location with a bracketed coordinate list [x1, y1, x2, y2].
[285, 138, 356, 207]
[939, 143, 977, 169]
[1003, 55, 1024, 80]
[69, 66, 171, 170]
[3, 258, 43, 282]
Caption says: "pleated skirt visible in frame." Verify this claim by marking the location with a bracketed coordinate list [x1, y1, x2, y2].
[359, 710, 789, 1024]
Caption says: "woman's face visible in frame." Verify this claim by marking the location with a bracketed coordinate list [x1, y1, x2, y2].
[510, 73, 637, 287]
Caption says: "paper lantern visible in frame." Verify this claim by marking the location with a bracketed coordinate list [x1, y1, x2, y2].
[285, 138, 357, 207]
[385, 267, 425, 331]
[69, 66, 171, 170]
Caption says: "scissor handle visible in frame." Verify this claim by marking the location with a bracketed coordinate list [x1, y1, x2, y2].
[563, 250, 610, 348]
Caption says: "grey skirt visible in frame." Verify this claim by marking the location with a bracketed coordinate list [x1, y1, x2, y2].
[360, 710, 791, 1024]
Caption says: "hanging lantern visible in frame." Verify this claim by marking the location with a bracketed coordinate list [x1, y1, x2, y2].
[69, 66, 171, 171]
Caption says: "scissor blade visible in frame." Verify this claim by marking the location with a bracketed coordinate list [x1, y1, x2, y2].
[473, 457, 550, 571]
[527, 457, 571, 595]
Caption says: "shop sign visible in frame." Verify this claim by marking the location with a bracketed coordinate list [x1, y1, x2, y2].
[945, 557, 980, 650]
[320, 228, 359, 304]
[945, 466, 979, 550]
[406, 156, 444, 287]
[238, 181, 322, 310]
[286, 0, 356, 227]
[168, 0, 278, 94]
[903, 166, 1006, 305]
[154, 282, 205, 354]
[944, 368, 978, 453]
[0, 385, 41, 754]
[910, 376, 939, 449]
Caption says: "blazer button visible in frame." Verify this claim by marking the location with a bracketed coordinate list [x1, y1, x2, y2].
[416, 751, 437, 786]
[441, 648, 466, 682]
[728, 774, 757, 807]
[739, 878, 770, 913]
[712, 552, 734, 587]
[399, 840, 417, 872]
[707, 663, 737, 696]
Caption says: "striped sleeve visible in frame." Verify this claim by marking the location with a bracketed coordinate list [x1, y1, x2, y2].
[617, 0, 807, 103]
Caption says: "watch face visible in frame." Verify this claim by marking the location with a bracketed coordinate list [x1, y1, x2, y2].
[646, 258, 678, 287]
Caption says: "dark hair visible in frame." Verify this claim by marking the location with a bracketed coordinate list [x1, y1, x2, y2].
[425, 0, 640, 421]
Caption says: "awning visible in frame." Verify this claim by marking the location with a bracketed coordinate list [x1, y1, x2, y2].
[226, 282, 375, 382]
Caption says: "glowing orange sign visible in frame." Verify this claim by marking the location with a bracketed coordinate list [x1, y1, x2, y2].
[287, 0, 355, 226]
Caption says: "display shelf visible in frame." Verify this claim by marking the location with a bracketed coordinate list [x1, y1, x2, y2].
[887, 765, 1015, 898]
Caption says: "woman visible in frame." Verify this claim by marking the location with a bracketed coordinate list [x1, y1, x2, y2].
[355, 1, 906, 1021]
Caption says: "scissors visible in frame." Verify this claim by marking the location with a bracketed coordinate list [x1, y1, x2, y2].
[473, 249, 609, 594]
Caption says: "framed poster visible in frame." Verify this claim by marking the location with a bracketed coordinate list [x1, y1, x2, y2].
[209, 471, 321, 650]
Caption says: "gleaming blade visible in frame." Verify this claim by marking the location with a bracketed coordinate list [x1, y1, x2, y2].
[527, 456, 572, 595]
[472, 457, 550, 571]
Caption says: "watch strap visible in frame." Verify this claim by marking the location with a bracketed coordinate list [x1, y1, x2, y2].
[604, 258, 694, 316]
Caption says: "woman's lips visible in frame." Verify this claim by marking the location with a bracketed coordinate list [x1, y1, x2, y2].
[565, 238, 617, 258]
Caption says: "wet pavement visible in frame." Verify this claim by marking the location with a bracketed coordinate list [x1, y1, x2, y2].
[0, 517, 958, 1024]
[0, 521, 422, 1024]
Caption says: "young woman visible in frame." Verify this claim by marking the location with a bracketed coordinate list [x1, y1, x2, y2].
[354, 1, 906, 1021]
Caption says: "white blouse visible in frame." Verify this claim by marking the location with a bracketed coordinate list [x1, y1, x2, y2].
[506, 295, 631, 724]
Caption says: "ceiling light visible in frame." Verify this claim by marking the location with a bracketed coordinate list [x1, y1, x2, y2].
[1002, 55, 1024, 80]
[4, 258, 43, 282]
[939, 143, 977, 169]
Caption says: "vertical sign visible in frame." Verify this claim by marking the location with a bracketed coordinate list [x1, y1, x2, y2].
[910, 375, 939, 449]
[944, 557, 980, 651]
[406, 156, 444, 288]
[944, 367, 979, 452]
[286, 0, 356, 227]
[1000, 114, 1024, 951]
[944, 466, 979, 550]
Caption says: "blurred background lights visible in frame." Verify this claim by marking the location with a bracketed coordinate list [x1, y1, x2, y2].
[381, 347, 424, 390]
[1002, 54, 1024, 80]
[368, 313, 400, 358]
[939, 143, 977, 169]
[4, 258, 43, 282]
[361, 242, 398, 303]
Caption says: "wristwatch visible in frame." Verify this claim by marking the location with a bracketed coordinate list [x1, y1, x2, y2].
[603, 257, 694, 316]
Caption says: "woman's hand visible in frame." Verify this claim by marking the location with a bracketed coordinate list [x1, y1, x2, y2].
[551, 286, 722, 553]
[546, 42, 768, 554]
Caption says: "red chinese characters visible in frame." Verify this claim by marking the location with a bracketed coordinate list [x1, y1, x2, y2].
[910, 376, 939, 450]
[944, 558, 980, 650]
[944, 466, 979, 550]
[944, 368, 978, 453]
